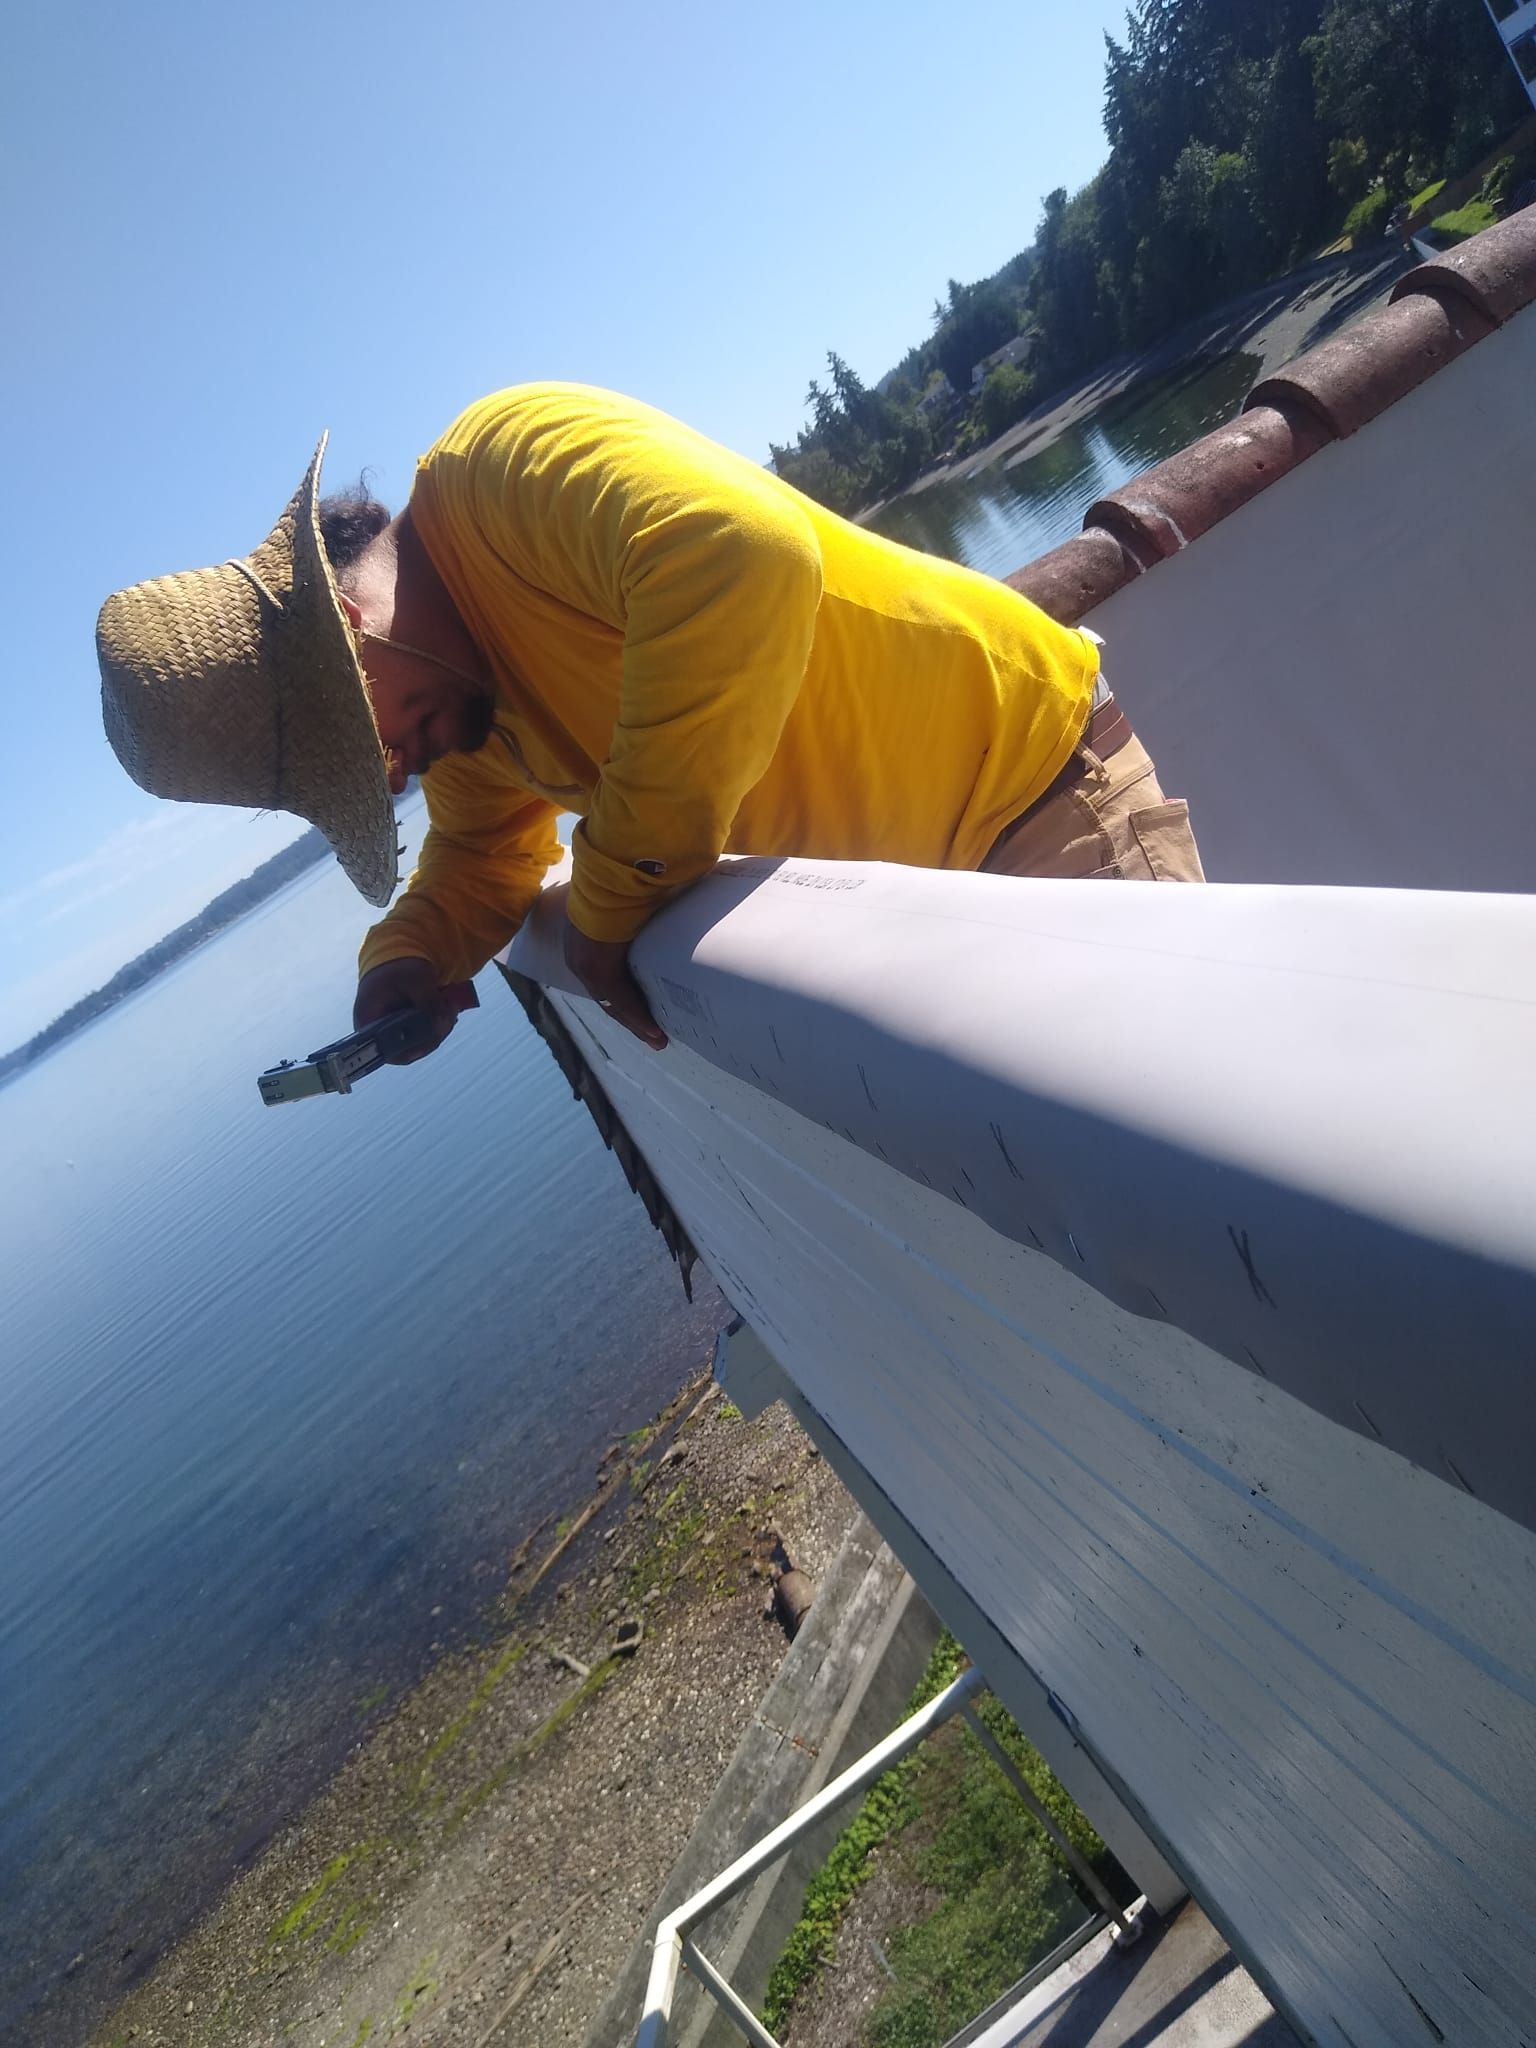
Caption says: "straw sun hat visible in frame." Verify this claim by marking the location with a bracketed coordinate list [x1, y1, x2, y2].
[96, 433, 398, 907]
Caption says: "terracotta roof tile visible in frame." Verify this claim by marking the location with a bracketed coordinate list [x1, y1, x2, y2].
[1083, 405, 1334, 568]
[1392, 207, 1536, 327]
[1004, 527, 1141, 617]
[1245, 289, 1495, 441]
[1014, 214, 1536, 627]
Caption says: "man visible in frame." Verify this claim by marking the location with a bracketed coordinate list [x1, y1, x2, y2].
[97, 383, 1202, 1055]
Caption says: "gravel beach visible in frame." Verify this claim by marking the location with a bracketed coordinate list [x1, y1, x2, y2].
[92, 1374, 860, 2048]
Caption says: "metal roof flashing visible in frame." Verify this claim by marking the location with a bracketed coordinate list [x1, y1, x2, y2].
[1007, 210, 1536, 625]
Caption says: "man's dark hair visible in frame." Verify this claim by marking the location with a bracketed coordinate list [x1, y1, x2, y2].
[317, 481, 392, 572]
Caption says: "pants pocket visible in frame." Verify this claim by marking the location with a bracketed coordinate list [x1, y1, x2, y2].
[983, 785, 1119, 879]
[1127, 798, 1206, 883]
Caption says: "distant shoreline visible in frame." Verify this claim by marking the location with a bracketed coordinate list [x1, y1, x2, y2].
[0, 826, 333, 1093]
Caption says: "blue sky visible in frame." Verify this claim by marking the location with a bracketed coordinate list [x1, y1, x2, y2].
[4, 0, 1125, 1050]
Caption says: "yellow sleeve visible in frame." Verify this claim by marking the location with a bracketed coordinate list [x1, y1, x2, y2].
[440, 388, 824, 942]
[356, 753, 561, 984]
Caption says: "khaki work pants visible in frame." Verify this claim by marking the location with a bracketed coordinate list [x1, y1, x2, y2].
[982, 732, 1205, 883]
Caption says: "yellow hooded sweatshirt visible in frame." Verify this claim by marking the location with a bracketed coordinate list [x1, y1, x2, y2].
[358, 383, 1099, 982]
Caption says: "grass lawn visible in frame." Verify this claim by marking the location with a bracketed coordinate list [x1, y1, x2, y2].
[1430, 197, 1499, 243]
[1409, 177, 1447, 215]
[763, 1638, 1130, 2046]
[856, 1719, 1095, 2048]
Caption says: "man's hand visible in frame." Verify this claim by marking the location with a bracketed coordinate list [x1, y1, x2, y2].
[564, 927, 667, 1049]
[353, 957, 463, 1065]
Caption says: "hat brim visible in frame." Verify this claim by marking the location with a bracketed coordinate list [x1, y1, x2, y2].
[281, 433, 399, 908]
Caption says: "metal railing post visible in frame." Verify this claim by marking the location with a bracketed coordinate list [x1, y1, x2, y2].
[682, 1939, 784, 2048]
[636, 1921, 684, 2048]
[959, 1702, 1137, 1943]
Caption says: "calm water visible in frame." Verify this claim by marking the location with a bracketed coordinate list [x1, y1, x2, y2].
[2, 348, 1255, 2043]
[867, 349, 1259, 575]
[0, 811, 723, 2040]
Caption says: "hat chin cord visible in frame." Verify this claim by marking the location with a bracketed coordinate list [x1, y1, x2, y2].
[223, 560, 481, 691]
[360, 630, 486, 693]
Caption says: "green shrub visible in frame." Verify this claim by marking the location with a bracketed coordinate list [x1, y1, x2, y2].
[1328, 137, 1371, 203]
[977, 363, 1036, 439]
[952, 363, 1038, 458]
[1480, 155, 1517, 213]
[1342, 186, 1394, 245]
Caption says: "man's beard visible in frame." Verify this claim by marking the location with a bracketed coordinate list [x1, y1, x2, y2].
[460, 688, 497, 755]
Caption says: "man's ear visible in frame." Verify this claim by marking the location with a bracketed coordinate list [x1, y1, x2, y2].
[336, 589, 364, 629]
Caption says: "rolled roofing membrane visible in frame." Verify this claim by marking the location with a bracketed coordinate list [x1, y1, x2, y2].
[512, 857, 1536, 1532]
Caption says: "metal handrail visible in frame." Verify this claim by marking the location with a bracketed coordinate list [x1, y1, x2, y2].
[635, 1666, 1134, 2048]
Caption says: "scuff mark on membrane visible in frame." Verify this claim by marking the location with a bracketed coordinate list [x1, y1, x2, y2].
[1227, 1225, 1276, 1307]
[989, 1122, 1024, 1181]
[1444, 1454, 1477, 1498]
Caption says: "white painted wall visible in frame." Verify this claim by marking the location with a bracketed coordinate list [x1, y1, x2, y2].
[1087, 308, 1536, 894]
